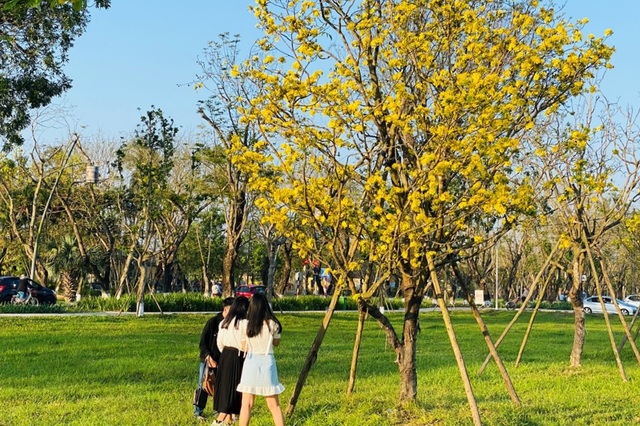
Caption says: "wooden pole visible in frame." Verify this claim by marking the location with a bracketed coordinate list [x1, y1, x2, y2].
[347, 305, 366, 395]
[514, 271, 553, 367]
[428, 254, 482, 426]
[286, 287, 342, 417]
[478, 240, 559, 375]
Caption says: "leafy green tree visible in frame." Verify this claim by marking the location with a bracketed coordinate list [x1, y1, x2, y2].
[44, 234, 84, 302]
[176, 208, 226, 293]
[196, 33, 266, 297]
[0, 1, 108, 150]
[113, 108, 178, 306]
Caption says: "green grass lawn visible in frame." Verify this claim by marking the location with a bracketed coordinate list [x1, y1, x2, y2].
[0, 310, 639, 425]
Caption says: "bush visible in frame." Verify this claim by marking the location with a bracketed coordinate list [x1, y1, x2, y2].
[0, 303, 65, 314]
[0, 292, 574, 314]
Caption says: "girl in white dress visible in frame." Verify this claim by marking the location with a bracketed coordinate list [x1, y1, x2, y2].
[236, 293, 284, 426]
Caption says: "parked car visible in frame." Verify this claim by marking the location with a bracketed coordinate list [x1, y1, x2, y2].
[623, 294, 640, 308]
[0, 276, 57, 305]
[235, 285, 266, 299]
[582, 295, 637, 316]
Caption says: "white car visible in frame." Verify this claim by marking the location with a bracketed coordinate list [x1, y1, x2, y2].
[582, 296, 637, 316]
[623, 294, 640, 308]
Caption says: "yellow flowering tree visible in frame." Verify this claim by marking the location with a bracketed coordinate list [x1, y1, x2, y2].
[240, 0, 613, 409]
[531, 96, 640, 371]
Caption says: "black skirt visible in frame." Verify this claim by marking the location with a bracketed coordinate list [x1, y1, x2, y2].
[214, 346, 246, 414]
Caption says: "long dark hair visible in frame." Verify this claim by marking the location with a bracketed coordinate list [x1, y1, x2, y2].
[220, 296, 249, 329]
[246, 293, 282, 338]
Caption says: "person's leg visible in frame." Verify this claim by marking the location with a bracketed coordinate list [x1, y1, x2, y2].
[215, 412, 232, 423]
[238, 393, 255, 426]
[265, 395, 284, 426]
[194, 362, 207, 416]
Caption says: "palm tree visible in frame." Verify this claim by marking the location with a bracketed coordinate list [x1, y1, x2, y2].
[45, 235, 84, 302]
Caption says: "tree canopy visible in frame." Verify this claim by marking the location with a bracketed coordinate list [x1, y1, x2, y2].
[0, 0, 109, 150]
[237, 0, 614, 405]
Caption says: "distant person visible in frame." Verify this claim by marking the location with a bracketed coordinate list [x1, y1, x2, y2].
[194, 297, 234, 420]
[521, 286, 529, 302]
[212, 296, 250, 426]
[312, 261, 321, 295]
[212, 282, 221, 298]
[321, 276, 329, 297]
[236, 293, 285, 426]
[16, 274, 29, 301]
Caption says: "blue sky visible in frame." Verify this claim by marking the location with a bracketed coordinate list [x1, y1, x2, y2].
[39, 0, 640, 144]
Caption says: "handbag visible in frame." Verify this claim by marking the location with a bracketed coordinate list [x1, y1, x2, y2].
[202, 365, 216, 396]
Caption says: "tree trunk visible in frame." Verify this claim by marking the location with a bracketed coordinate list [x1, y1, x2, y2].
[276, 241, 293, 295]
[347, 306, 366, 395]
[201, 264, 211, 295]
[222, 242, 238, 297]
[266, 239, 281, 295]
[136, 261, 147, 317]
[397, 290, 421, 400]
[569, 248, 586, 367]
[62, 271, 77, 303]
[115, 241, 136, 299]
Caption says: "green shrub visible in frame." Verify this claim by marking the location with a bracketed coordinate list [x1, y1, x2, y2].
[0, 303, 65, 314]
[0, 292, 575, 314]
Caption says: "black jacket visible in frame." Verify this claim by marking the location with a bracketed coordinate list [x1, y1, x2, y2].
[199, 312, 224, 362]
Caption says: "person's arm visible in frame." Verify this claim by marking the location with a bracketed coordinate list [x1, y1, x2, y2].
[199, 320, 212, 358]
[200, 319, 218, 368]
[272, 320, 281, 347]
[217, 325, 225, 353]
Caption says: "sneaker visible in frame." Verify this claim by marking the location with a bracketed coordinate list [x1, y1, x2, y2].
[210, 421, 224, 426]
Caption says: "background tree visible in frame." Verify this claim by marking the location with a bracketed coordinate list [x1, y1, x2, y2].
[176, 208, 225, 294]
[196, 33, 265, 297]
[533, 95, 640, 367]
[0, 0, 109, 150]
[113, 108, 178, 308]
[45, 234, 83, 302]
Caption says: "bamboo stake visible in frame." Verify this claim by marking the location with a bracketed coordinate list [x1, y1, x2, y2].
[452, 264, 521, 406]
[478, 240, 560, 375]
[582, 234, 627, 381]
[618, 313, 640, 354]
[428, 254, 482, 426]
[286, 287, 342, 417]
[514, 270, 553, 367]
[347, 305, 367, 395]
[599, 261, 640, 364]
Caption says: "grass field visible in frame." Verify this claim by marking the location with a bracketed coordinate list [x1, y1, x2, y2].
[0, 310, 639, 425]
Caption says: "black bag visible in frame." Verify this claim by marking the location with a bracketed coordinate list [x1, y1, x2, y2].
[193, 387, 208, 411]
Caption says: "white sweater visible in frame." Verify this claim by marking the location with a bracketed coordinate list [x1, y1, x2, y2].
[217, 320, 244, 352]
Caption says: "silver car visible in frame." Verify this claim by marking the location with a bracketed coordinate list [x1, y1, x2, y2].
[582, 296, 637, 316]
[623, 294, 640, 308]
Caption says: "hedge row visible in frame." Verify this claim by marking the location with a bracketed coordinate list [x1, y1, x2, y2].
[0, 293, 573, 314]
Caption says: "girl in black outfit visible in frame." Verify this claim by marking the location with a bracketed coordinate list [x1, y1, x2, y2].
[212, 296, 249, 425]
